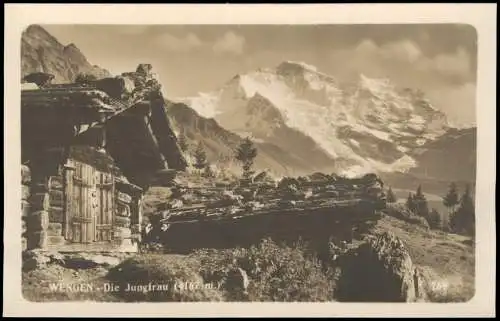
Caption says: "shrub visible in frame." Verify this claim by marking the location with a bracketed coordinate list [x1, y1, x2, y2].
[75, 73, 98, 84]
[106, 254, 223, 302]
[386, 203, 430, 229]
[191, 238, 337, 302]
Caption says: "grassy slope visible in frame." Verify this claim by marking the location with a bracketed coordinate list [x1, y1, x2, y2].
[370, 214, 475, 302]
[22, 214, 474, 303]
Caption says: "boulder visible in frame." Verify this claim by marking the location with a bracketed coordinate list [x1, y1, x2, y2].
[48, 251, 66, 265]
[62, 253, 121, 269]
[225, 267, 250, 296]
[23, 72, 55, 87]
[21, 83, 39, 90]
[136, 63, 153, 76]
[22, 249, 51, 271]
[93, 76, 134, 100]
[119, 75, 136, 94]
[170, 199, 184, 209]
[335, 232, 426, 302]
[223, 190, 243, 201]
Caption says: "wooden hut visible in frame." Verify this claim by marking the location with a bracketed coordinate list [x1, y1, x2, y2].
[21, 66, 187, 252]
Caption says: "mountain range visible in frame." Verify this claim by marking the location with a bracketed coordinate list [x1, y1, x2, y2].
[21, 25, 477, 193]
[180, 61, 454, 177]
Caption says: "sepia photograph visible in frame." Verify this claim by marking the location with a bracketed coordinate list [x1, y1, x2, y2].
[4, 3, 496, 318]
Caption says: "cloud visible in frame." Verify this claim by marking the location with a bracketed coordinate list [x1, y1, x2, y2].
[329, 39, 476, 126]
[426, 82, 477, 127]
[155, 32, 203, 52]
[337, 39, 473, 82]
[212, 31, 245, 55]
[426, 47, 471, 79]
[380, 40, 423, 63]
[354, 39, 423, 63]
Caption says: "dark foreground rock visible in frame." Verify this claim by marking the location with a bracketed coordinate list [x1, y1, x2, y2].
[22, 250, 128, 272]
[335, 232, 427, 302]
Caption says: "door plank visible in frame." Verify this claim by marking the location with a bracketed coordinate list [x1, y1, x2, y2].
[73, 162, 82, 243]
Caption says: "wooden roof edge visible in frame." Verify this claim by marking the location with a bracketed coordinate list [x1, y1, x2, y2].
[115, 177, 144, 194]
[160, 201, 381, 225]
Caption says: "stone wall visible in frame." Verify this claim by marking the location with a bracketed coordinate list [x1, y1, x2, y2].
[25, 164, 66, 250]
[113, 178, 144, 252]
[113, 189, 135, 251]
[25, 166, 49, 250]
[21, 165, 31, 251]
[46, 169, 66, 247]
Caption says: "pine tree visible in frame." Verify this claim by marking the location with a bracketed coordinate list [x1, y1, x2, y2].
[386, 186, 397, 203]
[450, 184, 475, 236]
[413, 185, 430, 218]
[193, 142, 208, 170]
[427, 208, 442, 230]
[177, 128, 189, 153]
[235, 137, 258, 179]
[406, 193, 416, 213]
[443, 182, 459, 216]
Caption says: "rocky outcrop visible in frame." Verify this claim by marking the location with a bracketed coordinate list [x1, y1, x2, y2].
[22, 249, 126, 272]
[335, 232, 427, 302]
[21, 25, 111, 83]
[22, 72, 55, 87]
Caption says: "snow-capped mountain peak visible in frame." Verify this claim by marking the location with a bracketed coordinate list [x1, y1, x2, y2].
[177, 61, 451, 176]
[277, 60, 318, 73]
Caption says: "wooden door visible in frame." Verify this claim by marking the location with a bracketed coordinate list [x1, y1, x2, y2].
[65, 161, 114, 243]
[95, 171, 114, 241]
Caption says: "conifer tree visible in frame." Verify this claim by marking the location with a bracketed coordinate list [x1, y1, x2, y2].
[177, 128, 189, 153]
[406, 193, 416, 213]
[413, 185, 430, 218]
[427, 208, 442, 230]
[386, 186, 397, 203]
[443, 182, 460, 216]
[235, 137, 258, 179]
[193, 142, 208, 170]
[450, 184, 475, 236]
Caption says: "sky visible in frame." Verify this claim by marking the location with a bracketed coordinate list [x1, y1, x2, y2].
[43, 24, 477, 126]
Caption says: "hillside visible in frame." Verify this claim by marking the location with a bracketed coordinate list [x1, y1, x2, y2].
[21, 24, 111, 83]
[408, 127, 476, 182]
[166, 100, 337, 177]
